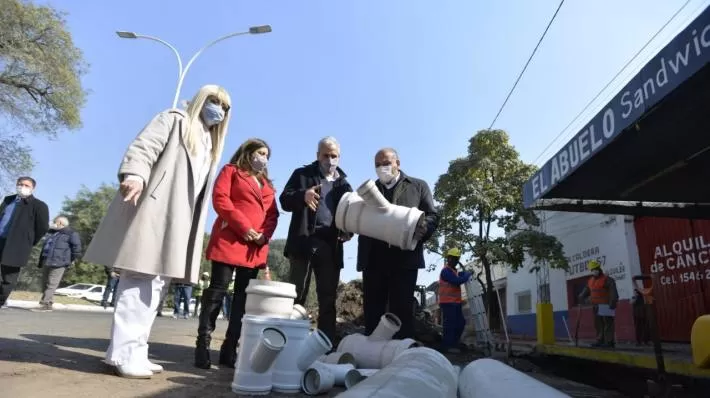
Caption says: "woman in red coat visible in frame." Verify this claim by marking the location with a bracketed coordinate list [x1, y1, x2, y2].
[194, 138, 279, 369]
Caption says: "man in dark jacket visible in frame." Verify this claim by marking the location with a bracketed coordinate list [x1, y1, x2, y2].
[280, 137, 353, 344]
[35, 216, 82, 311]
[0, 177, 50, 307]
[357, 148, 439, 340]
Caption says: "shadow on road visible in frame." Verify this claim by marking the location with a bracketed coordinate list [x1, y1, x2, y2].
[0, 336, 111, 375]
[8, 334, 226, 378]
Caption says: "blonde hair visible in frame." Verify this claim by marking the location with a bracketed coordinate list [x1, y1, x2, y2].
[183, 84, 232, 162]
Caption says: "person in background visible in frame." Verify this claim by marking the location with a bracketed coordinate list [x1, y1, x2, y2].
[280, 136, 353, 345]
[0, 176, 50, 307]
[222, 277, 234, 320]
[33, 216, 82, 312]
[438, 248, 472, 354]
[357, 148, 439, 340]
[195, 138, 279, 369]
[192, 272, 209, 317]
[173, 282, 192, 319]
[632, 287, 651, 346]
[578, 260, 619, 348]
[155, 288, 168, 317]
[101, 266, 120, 309]
[82, 85, 233, 379]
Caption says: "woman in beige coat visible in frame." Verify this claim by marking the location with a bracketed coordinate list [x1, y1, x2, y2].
[83, 85, 232, 379]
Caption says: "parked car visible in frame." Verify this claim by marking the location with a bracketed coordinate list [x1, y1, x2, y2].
[55, 283, 105, 301]
[82, 285, 107, 303]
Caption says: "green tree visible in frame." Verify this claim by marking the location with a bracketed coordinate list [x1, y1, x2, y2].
[264, 239, 318, 311]
[427, 130, 568, 323]
[57, 183, 117, 285]
[0, 0, 88, 187]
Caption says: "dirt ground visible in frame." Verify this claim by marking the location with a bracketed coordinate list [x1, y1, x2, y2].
[0, 308, 343, 398]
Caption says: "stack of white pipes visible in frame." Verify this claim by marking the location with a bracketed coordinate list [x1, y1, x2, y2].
[300, 312, 421, 394]
[228, 273, 570, 396]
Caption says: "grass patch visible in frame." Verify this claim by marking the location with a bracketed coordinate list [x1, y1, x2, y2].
[9, 290, 97, 305]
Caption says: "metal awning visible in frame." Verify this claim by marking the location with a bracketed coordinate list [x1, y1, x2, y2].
[523, 6, 710, 218]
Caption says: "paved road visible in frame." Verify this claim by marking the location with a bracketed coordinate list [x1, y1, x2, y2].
[1, 307, 624, 398]
[0, 307, 343, 398]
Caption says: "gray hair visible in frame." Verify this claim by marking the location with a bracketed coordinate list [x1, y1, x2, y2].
[54, 216, 69, 227]
[376, 147, 399, 160]
[317, 136, 340, 152]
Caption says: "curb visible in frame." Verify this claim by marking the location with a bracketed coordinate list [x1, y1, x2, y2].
[3, 300, 222, 319]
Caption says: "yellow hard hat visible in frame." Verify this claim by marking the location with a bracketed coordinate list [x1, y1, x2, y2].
[446, 248, 461, 257]
[587, 260, 601, 271]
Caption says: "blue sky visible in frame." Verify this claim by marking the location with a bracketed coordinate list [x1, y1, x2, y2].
[25, 0, 706, 286]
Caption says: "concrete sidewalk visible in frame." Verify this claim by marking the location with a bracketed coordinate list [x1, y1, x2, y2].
[5, 299, 111, 313]
[4, 299, 222, 318]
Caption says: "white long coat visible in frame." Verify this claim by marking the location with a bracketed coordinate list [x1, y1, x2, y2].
[83, 109, 222, 284]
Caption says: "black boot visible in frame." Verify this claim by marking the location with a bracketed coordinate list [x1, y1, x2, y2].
[219, 337, 238, 368]
[194, 289, 225, 369]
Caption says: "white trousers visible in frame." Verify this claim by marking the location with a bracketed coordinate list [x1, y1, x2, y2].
[105, 271, 171, 366]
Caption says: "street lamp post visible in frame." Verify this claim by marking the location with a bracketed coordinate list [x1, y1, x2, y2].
[116, 25, 272, 108]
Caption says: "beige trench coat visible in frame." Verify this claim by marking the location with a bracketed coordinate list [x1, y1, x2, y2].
[83, 109, 221, 284]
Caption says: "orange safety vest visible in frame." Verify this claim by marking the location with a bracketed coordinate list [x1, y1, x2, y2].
[588, 274, 610, 304]
[439, 267, 463, 304]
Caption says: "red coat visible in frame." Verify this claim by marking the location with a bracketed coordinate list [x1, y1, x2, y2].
[205, 165, 279, 268]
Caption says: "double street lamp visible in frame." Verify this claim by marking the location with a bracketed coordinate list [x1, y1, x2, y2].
[116, 25, 272, 108]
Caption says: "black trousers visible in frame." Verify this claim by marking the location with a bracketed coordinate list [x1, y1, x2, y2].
[363, 263, 419, 340]
[0, 238, 21, 306]
[200, 261, 258, 345]
[288, 238, 341, 344]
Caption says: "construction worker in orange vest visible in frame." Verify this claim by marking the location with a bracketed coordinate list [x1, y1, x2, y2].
[438, 248, 472, 354]
[578, 259, 619, 348]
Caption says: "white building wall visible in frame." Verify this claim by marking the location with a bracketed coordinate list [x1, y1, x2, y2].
[506, 211, 641, 317]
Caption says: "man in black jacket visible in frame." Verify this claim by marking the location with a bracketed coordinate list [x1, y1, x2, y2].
[35, 216, 82, 311]
[280, 137, 353, 344]
[357, 148, 439, 340]
[0, 176, 50, 307]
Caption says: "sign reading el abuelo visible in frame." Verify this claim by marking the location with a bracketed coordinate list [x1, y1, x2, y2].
[523, 8, 710, 208]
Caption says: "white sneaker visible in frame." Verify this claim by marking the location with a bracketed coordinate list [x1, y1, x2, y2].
[115, 363, 153, 379]
[145, 361, 163, 373]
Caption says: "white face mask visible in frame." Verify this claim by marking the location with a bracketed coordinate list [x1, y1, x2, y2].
[376, 165, 396, 184]
[592, 269, 601, 277]
[16, 185, 32, 198]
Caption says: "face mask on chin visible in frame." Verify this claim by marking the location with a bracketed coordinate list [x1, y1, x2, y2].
[376, 165, 396, 184]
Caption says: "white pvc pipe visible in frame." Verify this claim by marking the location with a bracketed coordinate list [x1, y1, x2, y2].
[309, 362, 356, 386]
[244, 279, 298, 318]
[301, 365, 335, 395]
[290, 304, 308, 320]
[458, 358, 570, 398]
[356, 179, 390, 208]
[249, 327, 287, 373]
[335, 180, 424, 250]
[318, 351, 356, 366]
[232, 316, 289, 395]
[337, 347, 458, 398]
[271, 318, 312, 394]
[337, 334, 418, 369]
[296, 329, 333, 371]
[345, 368, 379, 389]
[370, 313, 401, 341]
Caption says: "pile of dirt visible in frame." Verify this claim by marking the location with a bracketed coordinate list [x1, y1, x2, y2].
[335, 279, 365, 325]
